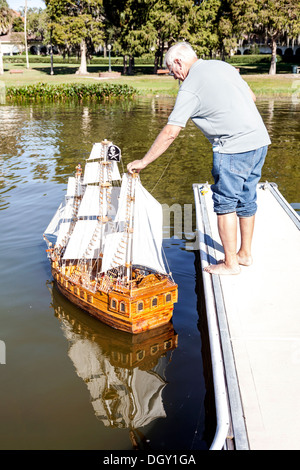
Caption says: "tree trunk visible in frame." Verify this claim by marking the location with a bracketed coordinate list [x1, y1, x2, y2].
[128, 56, 134, 75]
[24, 0, 30, 69]
[76, 40, 88, 75]
[269, 37, 277, 75]
[153, 50, 159, 73]
[123, 55, 128, 75]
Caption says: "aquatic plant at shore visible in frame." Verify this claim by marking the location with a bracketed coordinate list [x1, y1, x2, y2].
[5, 82, 137, 101]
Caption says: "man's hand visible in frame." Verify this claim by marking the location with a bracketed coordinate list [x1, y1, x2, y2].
[127, 159, 147, 174]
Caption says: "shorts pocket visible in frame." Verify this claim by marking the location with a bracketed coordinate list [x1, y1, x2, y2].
[230, 152, 254, 176]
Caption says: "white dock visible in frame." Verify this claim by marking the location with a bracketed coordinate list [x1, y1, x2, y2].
[193, 182, 300, 450]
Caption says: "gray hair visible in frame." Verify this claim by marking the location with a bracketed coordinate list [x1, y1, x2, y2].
[164, 42, 197, 68]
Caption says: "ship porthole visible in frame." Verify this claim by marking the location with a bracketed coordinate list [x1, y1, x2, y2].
[152, 297, 158, 307]
[137, 301, 144, 311]
[165, 293, 171, 303]
[120, 301, 126, 313]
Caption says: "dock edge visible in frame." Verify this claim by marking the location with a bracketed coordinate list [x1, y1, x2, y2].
[193, 183, 249, 450]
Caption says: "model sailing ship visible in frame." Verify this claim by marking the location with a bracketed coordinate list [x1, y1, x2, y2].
[43, 140, 178, 334]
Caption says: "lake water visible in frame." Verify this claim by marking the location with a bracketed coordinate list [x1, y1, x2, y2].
[0, 97, 299, 451]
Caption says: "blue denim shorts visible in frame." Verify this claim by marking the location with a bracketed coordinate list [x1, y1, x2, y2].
[211, 146, 268, 217]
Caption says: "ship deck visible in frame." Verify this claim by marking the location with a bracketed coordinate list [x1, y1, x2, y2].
[193, 182, 300, 450]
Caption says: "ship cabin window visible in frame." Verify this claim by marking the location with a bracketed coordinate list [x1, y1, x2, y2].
[136, 350, 145, 362]
[151, 344, 159, 355]
[164, 339, 172, 350]
[110, 298, 118, 310]
[80, 290, 85, 300]
[87, 294, 93, 304]
[152, 297, 158, 308]
[137, 301, 144, 312]
[119, 301, 126, 313]
[165, 293, 172, 303]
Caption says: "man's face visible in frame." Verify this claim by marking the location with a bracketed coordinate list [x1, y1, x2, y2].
[168, 58, 189, 81]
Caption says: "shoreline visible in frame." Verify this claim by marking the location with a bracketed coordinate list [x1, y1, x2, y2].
[1, 67, 299, 99]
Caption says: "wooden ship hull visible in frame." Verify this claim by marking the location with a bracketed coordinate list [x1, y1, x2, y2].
[51, 261, 178, 334]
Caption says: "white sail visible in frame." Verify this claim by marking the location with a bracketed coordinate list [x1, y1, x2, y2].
[77, 185, 120, 219]
[109, 186, 121, 218]
[83, 162, 101, 185]
[83, 161, 121, 185]
[63, 219, 102, 260]
[111, 162, 121, 181]
[53, 196, 78, 247]
[100, 232, 127, 272]
[101, 175, 167, 274]
[77, 185, 101, 217]
[66, 176, 82, 197]
[88, 142, 103, 160]
[44, 202, 65, 242]
[132, 179, 167, 274]
[114, 173, 129, 225]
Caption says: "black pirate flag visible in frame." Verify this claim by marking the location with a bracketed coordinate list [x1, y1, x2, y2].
[107, 144, 121, 162]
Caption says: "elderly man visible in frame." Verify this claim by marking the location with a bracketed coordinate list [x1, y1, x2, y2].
[127, 42, 271, 275]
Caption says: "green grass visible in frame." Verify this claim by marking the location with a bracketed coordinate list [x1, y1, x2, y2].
[1, 60, 299, 98]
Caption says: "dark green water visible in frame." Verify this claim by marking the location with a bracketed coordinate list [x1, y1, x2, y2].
[0, 97, 299, 450]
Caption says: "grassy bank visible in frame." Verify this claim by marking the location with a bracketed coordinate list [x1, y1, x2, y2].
[1, 61, 299, 98]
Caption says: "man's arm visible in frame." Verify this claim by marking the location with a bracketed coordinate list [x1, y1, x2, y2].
[127, 124, 182, 173]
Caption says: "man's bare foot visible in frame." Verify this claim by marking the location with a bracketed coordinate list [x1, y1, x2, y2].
[217, 254, 253, 267]
[203, 263, 241, 275]
[237, 253, 253, 266]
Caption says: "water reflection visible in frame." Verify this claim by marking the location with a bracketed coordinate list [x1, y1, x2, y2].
[1, 97, 299, 211]
[50, 283, 178, 449]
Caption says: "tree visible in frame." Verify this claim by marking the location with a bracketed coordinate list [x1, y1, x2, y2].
[45, 0, 105, 74]
[114, 0, 198, 73]
[0, 0, 13, 75]
[187, 0, 221, 58]
[147, 0, 196, 71]
[231, 0, 300, 74]
[0, 0, 12, 34]
[258, 0, 300, 74]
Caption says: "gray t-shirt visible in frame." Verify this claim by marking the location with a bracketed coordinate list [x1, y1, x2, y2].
[168, 59, 271, 153]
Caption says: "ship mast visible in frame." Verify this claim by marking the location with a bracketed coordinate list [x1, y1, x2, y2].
[99, 140, 110, 255]
[125, 173, 137, 282]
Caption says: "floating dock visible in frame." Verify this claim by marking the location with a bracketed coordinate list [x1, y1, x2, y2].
[193, 182, 300, 450]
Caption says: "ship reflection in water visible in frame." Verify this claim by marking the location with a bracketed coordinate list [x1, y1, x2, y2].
[50, 283, 178, 448]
